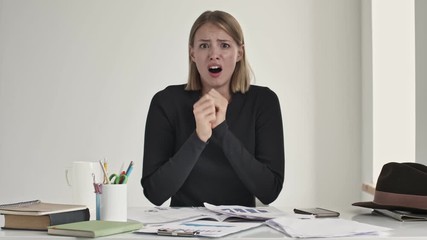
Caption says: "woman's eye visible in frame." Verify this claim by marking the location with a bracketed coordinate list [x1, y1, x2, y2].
[200, 43, 209, 49]
[221, 43, 230, 48]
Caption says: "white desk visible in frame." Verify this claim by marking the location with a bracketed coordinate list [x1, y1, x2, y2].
[1, 207, 427, 239]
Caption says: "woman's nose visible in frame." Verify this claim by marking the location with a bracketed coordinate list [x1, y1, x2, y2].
[209, 46, 220, 60]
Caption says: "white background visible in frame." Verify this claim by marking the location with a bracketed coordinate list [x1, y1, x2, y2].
[0, 0, 362, 209]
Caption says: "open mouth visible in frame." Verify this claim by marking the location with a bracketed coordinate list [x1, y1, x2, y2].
[208, 66, 222, 73]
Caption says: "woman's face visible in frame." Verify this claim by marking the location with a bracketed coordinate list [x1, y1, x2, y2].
[190, 23, 243, 95]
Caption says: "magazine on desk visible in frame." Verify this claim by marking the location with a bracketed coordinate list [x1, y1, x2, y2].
[130, 203, 286, 225]
[132, 203, 286, 238]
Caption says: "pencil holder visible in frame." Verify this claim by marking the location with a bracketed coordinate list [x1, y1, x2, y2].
[99, 184, 127, 222]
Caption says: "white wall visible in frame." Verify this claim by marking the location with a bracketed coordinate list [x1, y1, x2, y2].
[0, 0, 361, 210]
[371, 0, 416, 181]
[416, 0, 427, 164]
[361, 0, 417, 191]
[361, 0, 374, 200]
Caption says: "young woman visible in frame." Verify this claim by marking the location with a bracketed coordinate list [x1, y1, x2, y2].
[141, 10, 284, 207]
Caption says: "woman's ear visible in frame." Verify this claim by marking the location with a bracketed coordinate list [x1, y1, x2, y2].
[237, 45, 244, 62]
[189, 46, 195, 62]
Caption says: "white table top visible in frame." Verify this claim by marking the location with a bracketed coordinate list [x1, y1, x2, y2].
[1, 207, 427, 239]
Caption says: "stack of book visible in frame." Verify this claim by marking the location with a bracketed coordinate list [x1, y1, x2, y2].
[0, 200, 90, 230]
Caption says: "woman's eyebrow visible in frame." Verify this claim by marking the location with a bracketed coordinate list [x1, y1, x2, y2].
[196, 39, 231, 42]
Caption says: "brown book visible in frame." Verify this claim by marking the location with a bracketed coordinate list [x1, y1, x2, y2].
[0, 200, 87, 215]
[3, 214, 51, 230]
[1, 200, 90, 230]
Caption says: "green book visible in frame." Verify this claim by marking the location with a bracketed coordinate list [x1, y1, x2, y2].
[47, 220, 143, 238]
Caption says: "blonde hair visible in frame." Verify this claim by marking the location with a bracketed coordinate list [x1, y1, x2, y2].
[185, 10, 253, 93]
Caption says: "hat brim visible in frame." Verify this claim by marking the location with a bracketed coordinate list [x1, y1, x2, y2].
[352, 201, 427, 214]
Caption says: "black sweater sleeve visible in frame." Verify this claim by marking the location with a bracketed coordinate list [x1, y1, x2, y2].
[212, 90, 284, 205]
[141, 92, 206, 206]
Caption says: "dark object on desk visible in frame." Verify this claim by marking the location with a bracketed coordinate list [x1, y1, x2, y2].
[158, 228, 200, 237]
[352, 162, 427, 213]
[373, 209, 427, 222]
[293, 208, 340, 218]
[0, 199, 90, 230]
[47, 220, 143, 238]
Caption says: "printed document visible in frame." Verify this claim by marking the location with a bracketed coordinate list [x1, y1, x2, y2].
[265, 216, 391, 238]
[130, 203, 287, 225]
[204, 202, 286, 220]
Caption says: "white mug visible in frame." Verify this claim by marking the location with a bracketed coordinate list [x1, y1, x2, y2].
[65, 161, 104, 219]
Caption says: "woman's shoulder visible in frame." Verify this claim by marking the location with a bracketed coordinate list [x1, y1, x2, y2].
[152, 84, 191, 99]
[248, 85, 272, 92]
[243, 85, 282, 111]
[247, 85, 279, 100]
[151, 84, 196, 105]
[155, 84, 187, 95]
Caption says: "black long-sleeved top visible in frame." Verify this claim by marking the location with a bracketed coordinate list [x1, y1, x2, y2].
[141, 84, 284, 207]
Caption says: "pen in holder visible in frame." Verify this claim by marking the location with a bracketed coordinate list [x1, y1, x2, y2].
[92, 173, 102, 221]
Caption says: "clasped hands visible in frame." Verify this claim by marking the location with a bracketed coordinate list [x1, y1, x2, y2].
[193, 89, 228, 142]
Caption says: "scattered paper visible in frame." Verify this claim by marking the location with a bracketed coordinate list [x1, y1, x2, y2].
[265, 217, 391, 238]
